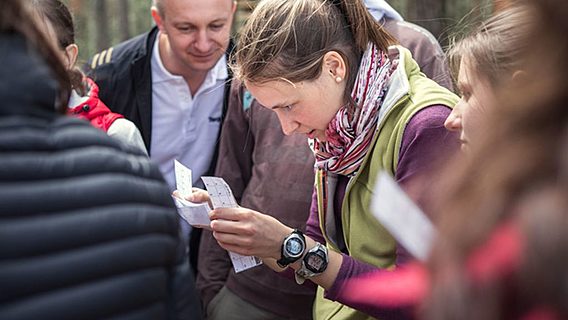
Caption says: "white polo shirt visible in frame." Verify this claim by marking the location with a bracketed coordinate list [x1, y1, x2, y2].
[150, 35, 227, 190]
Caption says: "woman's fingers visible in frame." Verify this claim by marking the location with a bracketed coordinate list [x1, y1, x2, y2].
[210, 207, 251, 221]
[172, 188, 211, 204]
[212, 230, 254, 248]
[188, 189, 210, 203]
[210, 218, 254, 236]
[209, 208, 293, 259]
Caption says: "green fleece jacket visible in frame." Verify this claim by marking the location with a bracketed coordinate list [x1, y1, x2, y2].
[313, 46, 458, 320]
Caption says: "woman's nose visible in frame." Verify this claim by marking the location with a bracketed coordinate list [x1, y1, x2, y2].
[276, 112, 299, 136]
[444, 104, 463, 132]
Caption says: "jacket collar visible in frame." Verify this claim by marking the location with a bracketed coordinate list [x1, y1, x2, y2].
[377, 45, 415, 124]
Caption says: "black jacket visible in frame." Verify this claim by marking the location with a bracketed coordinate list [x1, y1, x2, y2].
[86, 28, 234, 274]
[0, 34, 201, 320]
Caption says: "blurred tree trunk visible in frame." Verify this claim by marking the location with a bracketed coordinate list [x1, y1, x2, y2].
[95, 0, 110, 51]
[118, 0, 130, 41]
[133, 0, 153, 35]
[407, 0, 447, 43]
[68, 0, 82, 11]
[67, 0, 91, 59]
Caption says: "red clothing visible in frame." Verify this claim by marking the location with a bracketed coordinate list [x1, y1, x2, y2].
[339, 223, 558, 320]
[68, 77, 123, 132]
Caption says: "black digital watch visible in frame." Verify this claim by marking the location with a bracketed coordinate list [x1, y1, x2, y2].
[277, 229, 306, 268]
[295, 242, 329, 284]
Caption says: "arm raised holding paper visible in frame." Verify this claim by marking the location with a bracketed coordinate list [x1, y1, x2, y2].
[173, 186, 339, 283]
[208, 207, 344, 290]
[174, 186, 344, 289]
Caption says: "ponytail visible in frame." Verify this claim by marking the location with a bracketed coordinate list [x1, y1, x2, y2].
[333, 0, 397, 52]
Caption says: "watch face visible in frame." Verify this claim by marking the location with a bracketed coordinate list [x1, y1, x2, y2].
[286, 238, 304, 256]
[306, 253, 324, 271]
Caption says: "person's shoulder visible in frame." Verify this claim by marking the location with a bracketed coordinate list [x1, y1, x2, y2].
[386, 19, 442, 49]
[53, 116, 126, 149]
[87, 27, 158, 72]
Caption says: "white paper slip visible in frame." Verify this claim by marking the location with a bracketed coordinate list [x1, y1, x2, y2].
[201, 177, 239, 208]
[371, 171, 437, 261]
[202, 176, 263, 273]
[228, 252, 263, 273]
[174, 160, 193, 198]
[173, 196, 211, 229]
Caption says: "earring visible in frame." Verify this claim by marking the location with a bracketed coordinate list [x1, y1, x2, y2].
[335, 76, 342, 83]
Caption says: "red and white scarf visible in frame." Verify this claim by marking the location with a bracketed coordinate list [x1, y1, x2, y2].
[312, 43, 398, 177]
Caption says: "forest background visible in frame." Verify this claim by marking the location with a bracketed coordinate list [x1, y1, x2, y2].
[63, 0, 498, 63]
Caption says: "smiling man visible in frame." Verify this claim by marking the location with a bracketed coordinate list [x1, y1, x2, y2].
[87, 0, 236, 190]
[86, 0, 236, 289]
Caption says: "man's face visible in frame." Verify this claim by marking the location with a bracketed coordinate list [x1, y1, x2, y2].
[154, 0, 235, 74]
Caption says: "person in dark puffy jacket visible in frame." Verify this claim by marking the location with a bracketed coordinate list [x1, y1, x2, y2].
[0, 1, 201, 319]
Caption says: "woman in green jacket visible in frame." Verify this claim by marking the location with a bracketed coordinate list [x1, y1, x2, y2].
[192, 0, 458, 319]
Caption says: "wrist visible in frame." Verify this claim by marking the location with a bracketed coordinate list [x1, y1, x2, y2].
[270, 225, 294, 260]
[294, 242, 329, 285]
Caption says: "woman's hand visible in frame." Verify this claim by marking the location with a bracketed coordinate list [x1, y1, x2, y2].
[172, 188, 212, 207]
[210, 207, 343, 290]
[209, 207, 293, 259]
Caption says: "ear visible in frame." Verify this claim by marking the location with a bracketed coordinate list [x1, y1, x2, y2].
[231, 1, 237, 14]
[322, 51, 347, 83]
[511, 70, 528, 87]
[63, 44, 79, 69]
[151, 6, 166, 33]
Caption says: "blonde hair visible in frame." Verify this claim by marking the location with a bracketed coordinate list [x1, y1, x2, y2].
[448, 5, 532, 88]
[425, 4, 568, 318]
[234, 0, 396, 103]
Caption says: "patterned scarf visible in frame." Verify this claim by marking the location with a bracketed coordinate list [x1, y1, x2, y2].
[312, 43, 397, 177]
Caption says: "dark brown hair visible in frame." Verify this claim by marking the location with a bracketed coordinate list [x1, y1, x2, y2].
[234, 0, 396, 105]
[0, 0, 70, 113]
[30, 0, 86, 95]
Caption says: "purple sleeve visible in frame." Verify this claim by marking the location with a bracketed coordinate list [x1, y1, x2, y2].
[395, 105, 458, 196]
[395, 105, 457, 263]
[323, 105, 457, 319]
[305, 187, 326, 245]
[326, 257, 417, 319]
